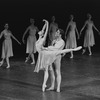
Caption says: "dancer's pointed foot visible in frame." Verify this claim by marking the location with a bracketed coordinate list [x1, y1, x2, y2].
[25, 59, 28, 63]
[89, 52, 92, 56]
[70, 55, 73, 59]
[73, 46, 82, 51]
[31, 61, 35, 64]
[56, 89, 60, 92]
[82, 49, 85, 55]
[46, 87, 54, 91]
[0, 61, 3, 67]
[6, 65, 10, 69]
[25, 57, 28, 63]
[42, 85, 47, 92]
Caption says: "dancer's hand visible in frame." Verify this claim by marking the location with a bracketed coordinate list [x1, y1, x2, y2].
[43, 19, 48, 24]
[43, 19, 47, 22]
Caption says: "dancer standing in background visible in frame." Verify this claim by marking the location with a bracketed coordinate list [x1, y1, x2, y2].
[0, 23, 21, 68]
[22, 18, 38, 64]
[80, 13, 100, 55]
[65, 15, 79, 58]
[48, 16, 58, 46]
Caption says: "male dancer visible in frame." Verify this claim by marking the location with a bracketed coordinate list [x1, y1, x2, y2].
[47, 29, 65, 92]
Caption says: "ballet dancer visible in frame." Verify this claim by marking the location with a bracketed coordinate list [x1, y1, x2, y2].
[80, 13, 100, 55]
[0, 23, 21, 68]
[65, 15, 80, 58]
[22, 18, 38, 64]
[48, 16, 58, 46]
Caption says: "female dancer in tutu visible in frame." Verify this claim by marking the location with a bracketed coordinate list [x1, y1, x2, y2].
[34, 19, 82, 92]
[65, 15, 80, 58]
[0, 24, 21, 68]
[22, 18, 38, 64]
[80, 14, 100, 55]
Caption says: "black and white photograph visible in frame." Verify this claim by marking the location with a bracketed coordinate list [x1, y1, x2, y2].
[0, 0, 100, 100]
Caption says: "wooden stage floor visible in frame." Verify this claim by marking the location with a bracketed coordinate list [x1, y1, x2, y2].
[0, 52, 100, 100]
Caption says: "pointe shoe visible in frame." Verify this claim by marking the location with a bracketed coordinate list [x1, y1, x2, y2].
[31, 62, 35, 64]
[25, 59, 28, 63]
[56, 89, 60, 93]
[6, 65, 10, 69]
[82, 49, 85, 55]
[25, 57, 28, 63]
[42, 85, 47, 92]
[0, 62, 3, 67]
[70, 55, 73, 59]
[74, 46, 82, 51]
[89, 52, 92, 56]
[46, 87, 54, 91]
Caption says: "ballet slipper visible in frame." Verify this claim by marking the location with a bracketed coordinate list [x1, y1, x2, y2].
[89, 52, 92, 56]
[56, 89, 60, 93]
[25, 57, 28, 63]
[0, 63, 2, 67]
[0, 61, 3, 66]
[46, 87, 54, 91]
[42, 84, 47, 92]
[31, 61, 35, 65]
[25, 59, 28, 63]
[70, 55, 73, 59]
[6, 65, 10, 69]
[82, 49, 85, 55]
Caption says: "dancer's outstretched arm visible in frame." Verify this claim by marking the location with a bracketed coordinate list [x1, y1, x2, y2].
[75, 23, 80, 39]
[93, 23, 100, 35]
[22, 26, 29, 43]
[42, 19, 49, 42]
[0, 31, 4, 39]
[11, 33, 21, 45]
[80, 21, 87, 35]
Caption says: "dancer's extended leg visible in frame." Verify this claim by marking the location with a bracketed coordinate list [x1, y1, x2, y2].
[56, 46, 82, 55]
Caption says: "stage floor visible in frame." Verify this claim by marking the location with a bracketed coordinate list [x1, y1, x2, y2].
[0, 52, 100, 100]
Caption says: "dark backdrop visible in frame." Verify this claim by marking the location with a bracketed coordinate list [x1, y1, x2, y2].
[0, 0, 100, 58]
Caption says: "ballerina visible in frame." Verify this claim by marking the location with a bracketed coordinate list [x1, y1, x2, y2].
[48, 16, 58, 46]
[0, 23, 21, 68]
[34, 19, 82, 92]
[65, 15, 80, 58]
[22, 18, 38, 64]
[80, 13, 100, 55]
